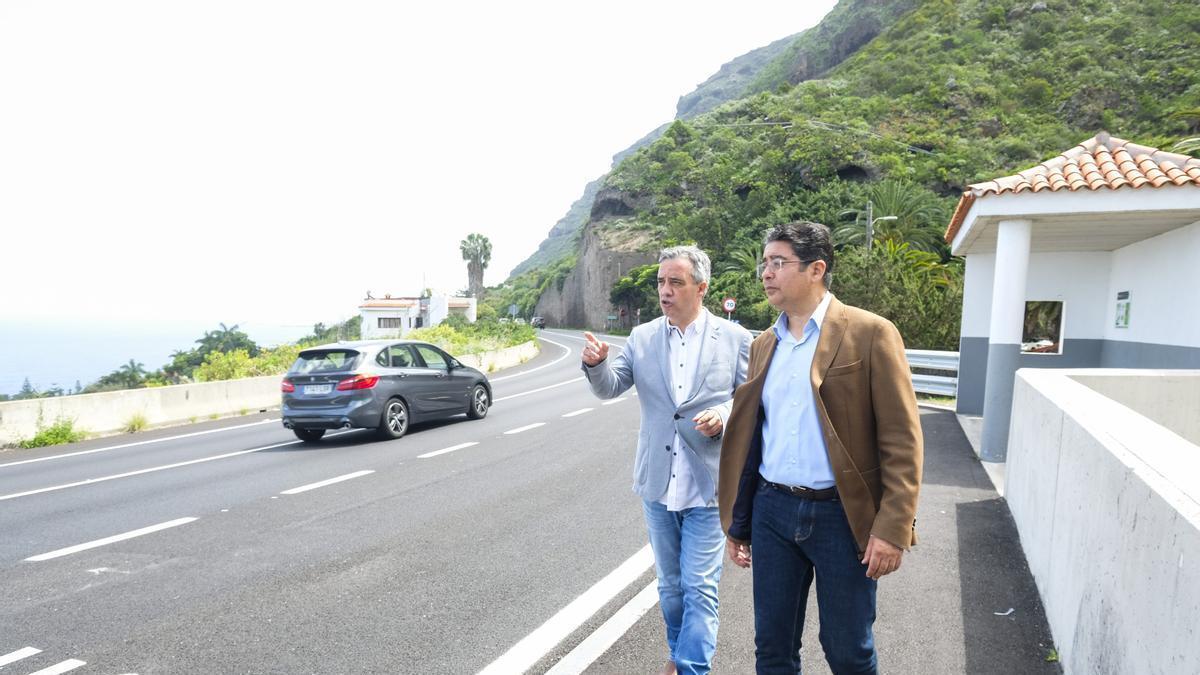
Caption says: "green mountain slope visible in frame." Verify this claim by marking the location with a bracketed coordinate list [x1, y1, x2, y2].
[607, 0, 1200, 253]
[498, 0, 1200, 331]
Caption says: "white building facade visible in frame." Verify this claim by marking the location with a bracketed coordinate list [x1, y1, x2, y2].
[946, 133, 1200, 460]
[359, 295, 477, 340]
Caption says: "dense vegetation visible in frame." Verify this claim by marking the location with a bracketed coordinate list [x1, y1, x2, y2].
[408, 314, 536, 359]
[508, 0, 1200, 348]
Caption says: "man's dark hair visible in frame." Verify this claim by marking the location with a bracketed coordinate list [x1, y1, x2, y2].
[764, 221, 835, 288]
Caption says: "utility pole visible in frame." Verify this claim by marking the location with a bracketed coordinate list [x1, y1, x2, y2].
[866, 201, 873, 253]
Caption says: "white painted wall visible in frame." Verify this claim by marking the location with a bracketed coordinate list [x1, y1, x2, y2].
[1104, 220, 1200, 347]
[961, 251, 1112, 339]
[360, 306, 417, 339]
[1006, 369, 1200, 674]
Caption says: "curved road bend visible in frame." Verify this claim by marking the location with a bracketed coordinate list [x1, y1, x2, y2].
[0, 331, 666, 675]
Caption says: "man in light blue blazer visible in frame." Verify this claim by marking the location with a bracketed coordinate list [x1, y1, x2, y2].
[582, 245, 751, 675]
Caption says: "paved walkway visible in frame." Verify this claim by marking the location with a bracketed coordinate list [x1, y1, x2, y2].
[583, 407, 1061, 674]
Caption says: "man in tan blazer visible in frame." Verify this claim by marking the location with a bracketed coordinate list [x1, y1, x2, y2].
[718, 221, 923, 674]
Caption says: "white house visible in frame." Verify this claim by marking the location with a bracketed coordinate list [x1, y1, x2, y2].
[945, 132, 1200, 460]
[359, 294, 477, 340]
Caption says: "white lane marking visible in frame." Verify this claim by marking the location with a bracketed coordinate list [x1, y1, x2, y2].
[504, 423, 546, 435]
[280, 470, 374, 495]
[601, 398, 627, 406]
[418, 442, 478, 459]
[561, 408, 593, 418]
[542, 331, 628, 344]
[545, 580, 660, 675]
[0, 440, 301, 502]
[493, 377, 584, 403]
[28, 660, 87, 675]
[26, 517, 198, 562]
[489, 337, 573, 382]
[0, 647, 41, 666]
[0, 418, 279, 470]
[476, 544, 653, 675]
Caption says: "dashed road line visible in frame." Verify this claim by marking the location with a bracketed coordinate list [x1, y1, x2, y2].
[0, 419, 278, 470]
[418, 442, 479, 459]
[561, 408, 593, 418]
[280, 470, 374, 495]
[601, 398, 627, 406]
[0, 647, 41, 667]
[0, 440, 301, 502]
[503, 423, 546, 435]
[25, 517, 198, 562]
[493, 377, 584, 403]
[28, 660, 87, 675]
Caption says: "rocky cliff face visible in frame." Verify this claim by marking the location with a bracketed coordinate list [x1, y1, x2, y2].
[534, 189, 657, 329]
[516, 0, 919, 326]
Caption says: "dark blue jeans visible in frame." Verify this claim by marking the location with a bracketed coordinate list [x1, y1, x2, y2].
[751, 483, 878, 675]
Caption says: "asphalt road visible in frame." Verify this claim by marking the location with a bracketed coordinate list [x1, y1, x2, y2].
[0, 331, 657, 674]
[0, 329, 1058, 674]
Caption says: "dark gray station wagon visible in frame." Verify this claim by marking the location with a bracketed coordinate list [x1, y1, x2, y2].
[281, 340, 491, 442]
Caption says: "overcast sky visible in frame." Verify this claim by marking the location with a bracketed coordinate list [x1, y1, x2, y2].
[1, 0, 837, 329]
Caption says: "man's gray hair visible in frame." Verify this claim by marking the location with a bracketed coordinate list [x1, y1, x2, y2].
[658, 245, 711, 285]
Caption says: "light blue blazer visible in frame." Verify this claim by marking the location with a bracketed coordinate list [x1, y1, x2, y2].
[583, 310, 751, 505]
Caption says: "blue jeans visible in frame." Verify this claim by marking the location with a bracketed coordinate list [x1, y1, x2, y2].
[642, 500, 725, 675]
[751, 484, 878, 675]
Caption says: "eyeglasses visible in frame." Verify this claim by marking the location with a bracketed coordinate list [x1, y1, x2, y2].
[756, 257, 817, 278]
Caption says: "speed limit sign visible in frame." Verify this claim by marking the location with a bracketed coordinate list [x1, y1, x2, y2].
[722, 297, 736, 312]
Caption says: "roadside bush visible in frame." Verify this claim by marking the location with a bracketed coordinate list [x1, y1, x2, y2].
[19, 417, 87, 448]
[124, 413, 148, 433]
[408, 321, 536, 357]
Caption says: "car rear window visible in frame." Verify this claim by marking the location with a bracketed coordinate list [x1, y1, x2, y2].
[290, 349, 362, 374]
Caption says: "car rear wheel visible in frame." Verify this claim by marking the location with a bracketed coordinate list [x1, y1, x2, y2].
[467, 384, 490, 420]
[378, 398, 409, 439]
[294, 428, 326, 442]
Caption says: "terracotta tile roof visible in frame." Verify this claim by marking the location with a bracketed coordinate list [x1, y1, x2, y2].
[944, 132, 1200, 243]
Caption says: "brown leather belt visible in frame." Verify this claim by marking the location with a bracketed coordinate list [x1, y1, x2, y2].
[759, 477, 839, 501]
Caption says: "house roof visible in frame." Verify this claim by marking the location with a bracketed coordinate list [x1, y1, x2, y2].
[945, 132, 1200, 244]
[359, 298, 419, 309]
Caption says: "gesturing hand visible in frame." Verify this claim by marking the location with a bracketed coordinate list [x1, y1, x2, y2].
[581, 331, 610, 366]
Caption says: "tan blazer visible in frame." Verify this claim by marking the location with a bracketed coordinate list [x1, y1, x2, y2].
[718, 295, 923, 553]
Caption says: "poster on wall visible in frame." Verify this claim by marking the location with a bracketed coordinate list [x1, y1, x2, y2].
[1021, 301, 1064, 354]
[1115, 291, 1131, 329]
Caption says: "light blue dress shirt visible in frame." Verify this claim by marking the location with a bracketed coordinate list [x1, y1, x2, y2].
[759, 292, 836, 489]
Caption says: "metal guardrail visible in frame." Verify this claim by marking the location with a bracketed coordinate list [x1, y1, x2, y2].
[746, 330, 958, 397]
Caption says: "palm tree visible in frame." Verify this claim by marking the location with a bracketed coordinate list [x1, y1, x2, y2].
[118, 359, 148, 388]
[1172, 108, 1200, 156]
[835, 181, 948, 253]
[718, 241, 763, 285]
[460, 233, 492, 299]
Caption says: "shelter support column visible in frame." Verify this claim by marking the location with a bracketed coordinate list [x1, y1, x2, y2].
[981, 218, 1032, 462]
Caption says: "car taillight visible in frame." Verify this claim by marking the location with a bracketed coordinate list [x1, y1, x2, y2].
[336, 374, 379, 391]
[281, 378, 295, 393]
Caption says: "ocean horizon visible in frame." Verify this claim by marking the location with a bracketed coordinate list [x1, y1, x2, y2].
[0, 318, 316, 397]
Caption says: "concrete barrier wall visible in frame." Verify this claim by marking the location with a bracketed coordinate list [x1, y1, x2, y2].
[0, 340, 539, 446]
[1006, 369, 1200, 674]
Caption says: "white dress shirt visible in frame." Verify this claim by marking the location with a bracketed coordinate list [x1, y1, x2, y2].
[661, 310, 709, 511]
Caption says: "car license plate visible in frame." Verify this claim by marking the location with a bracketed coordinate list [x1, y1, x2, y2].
[304, 384, 332, 395]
